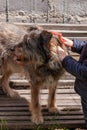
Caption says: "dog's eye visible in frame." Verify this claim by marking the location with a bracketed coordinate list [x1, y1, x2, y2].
[10, 46, 15, 51]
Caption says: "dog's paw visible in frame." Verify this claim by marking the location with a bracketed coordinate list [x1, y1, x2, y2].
[48, 107, 59, 113]
[32, 114, 43, 124]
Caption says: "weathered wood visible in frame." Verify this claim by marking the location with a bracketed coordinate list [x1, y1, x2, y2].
[15, 23, 87, 31]
[0, 80, 85, 129]
[0, 23, 86, 129]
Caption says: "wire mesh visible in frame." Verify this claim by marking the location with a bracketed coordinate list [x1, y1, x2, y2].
[1, 0, 49, 23]
[0, 0, 68, 23]
[0, 0, 86, 24]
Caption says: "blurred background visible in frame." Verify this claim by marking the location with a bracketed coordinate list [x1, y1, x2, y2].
[0, 0, 87, 24]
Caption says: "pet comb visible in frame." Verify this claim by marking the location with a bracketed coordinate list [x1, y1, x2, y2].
[49, 31, 66, 43]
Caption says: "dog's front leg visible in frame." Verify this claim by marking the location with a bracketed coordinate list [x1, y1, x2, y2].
[48, 84, 59, 113]
[30, 86, 43, 124]
[1, 72, 20, 98]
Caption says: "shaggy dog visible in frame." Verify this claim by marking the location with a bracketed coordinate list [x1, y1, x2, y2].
[0, 23, 67, 124]
[0, 23, 28, 98]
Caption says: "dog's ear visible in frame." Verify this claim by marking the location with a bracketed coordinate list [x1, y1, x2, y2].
[40, 30, 52, 44]
[29, 26, 38, 31]
[27, 26, 43, 32]
[23, 34, 28, 43]
[38, 30, 52, 63]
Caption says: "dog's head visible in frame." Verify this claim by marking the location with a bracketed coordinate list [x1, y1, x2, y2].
[13, 26, 51, 64]
[13, 26, 67, 68]
[23, 27, 53, 63]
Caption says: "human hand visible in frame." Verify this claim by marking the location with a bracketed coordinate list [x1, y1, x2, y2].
[59, 36, 74, 47]
[57, 46, 68, 61]
[49, 31, 74, 47]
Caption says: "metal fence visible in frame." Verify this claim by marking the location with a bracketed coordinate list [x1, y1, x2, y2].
[0, 0, 52, 23]
[0, 0, 67, 23]
[0, 0, 86, 24]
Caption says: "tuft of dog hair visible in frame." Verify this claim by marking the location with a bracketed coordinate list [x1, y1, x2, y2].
[0, 23, 68, 124]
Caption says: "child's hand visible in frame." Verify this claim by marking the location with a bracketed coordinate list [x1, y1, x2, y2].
[49, 31, 73, 47]
[60, 36, 74, 47]
[57, 46, 68, 61]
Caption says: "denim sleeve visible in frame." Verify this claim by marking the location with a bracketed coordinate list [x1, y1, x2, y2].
[71, 39, 87, 54]
[62, 56, 87, 80]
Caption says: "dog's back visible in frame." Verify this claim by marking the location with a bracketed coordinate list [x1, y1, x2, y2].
[0, 23, 26, 51]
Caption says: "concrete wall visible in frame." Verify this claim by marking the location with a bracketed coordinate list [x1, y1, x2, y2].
[0, 0, 87, 23]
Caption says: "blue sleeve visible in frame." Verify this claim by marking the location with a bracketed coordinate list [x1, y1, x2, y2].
[71, 39, 87, 54]
[62, 56, 87, 80]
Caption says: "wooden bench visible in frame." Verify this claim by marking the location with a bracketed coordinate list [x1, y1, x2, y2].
[0, 23, 87, 130]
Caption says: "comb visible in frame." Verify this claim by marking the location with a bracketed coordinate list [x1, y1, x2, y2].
[49, 31, 66, 43]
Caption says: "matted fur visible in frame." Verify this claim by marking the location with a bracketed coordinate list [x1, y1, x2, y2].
[0, 23, 67, 124]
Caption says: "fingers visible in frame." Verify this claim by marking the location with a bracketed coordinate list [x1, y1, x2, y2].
[57, 46, 65, 52]
[60, 37, 73, 47]
[57, 46, 68, 61]
[49, 30, 73, 47]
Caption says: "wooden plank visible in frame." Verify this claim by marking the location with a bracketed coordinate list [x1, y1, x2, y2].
[0, 120, 85, 129]
[0, 94, 80, 100]
[49, 30, 87, 37]
[9, 79, 74, 87]
[68, 37, 87, 41]
[0, 115, 84, 121]
[14, 23, 87, 30]
[14, 23, 87, 37]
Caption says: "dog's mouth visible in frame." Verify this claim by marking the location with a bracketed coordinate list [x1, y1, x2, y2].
[13, 55, 29, 64]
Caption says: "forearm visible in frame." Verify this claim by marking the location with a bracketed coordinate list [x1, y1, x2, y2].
[62, 56, 87, 80]
[71, 39, 87, 54]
